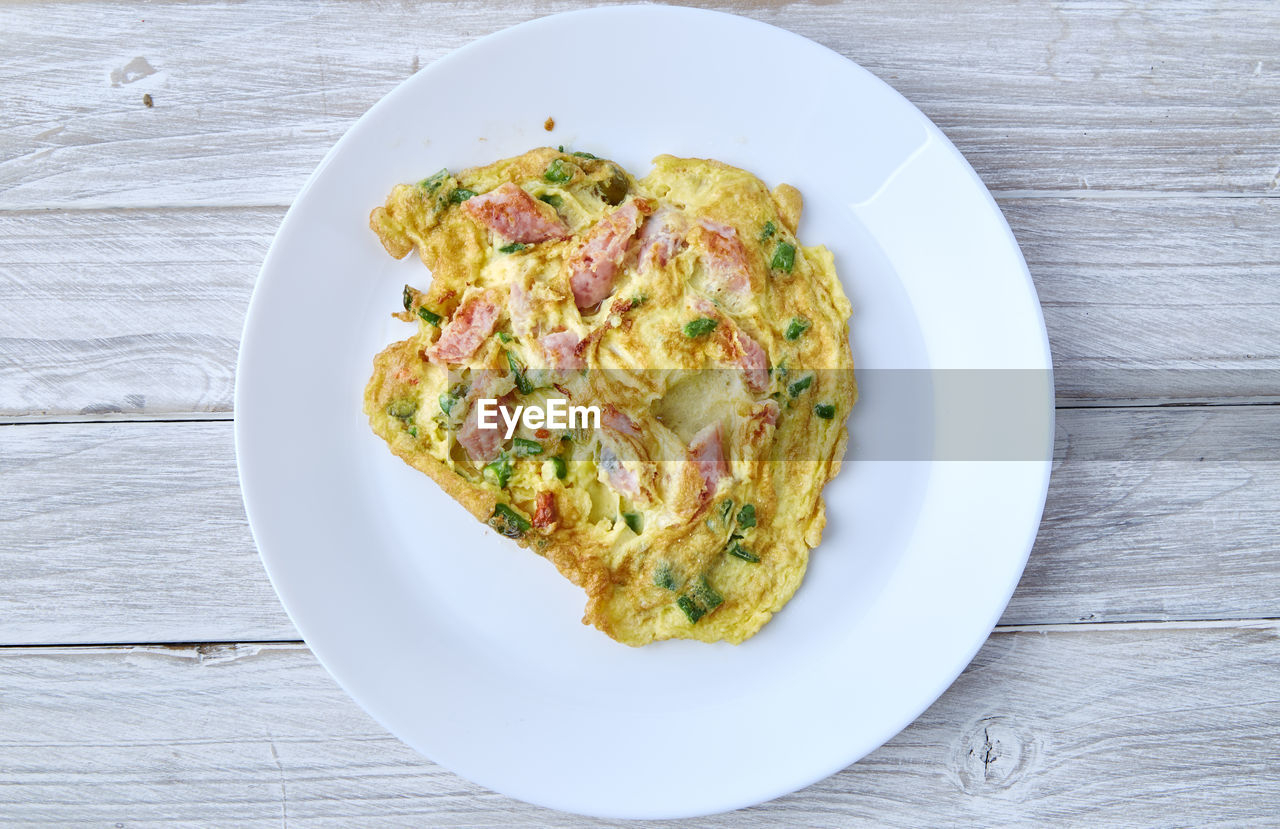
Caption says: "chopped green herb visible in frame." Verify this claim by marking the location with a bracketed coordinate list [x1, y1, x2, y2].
[489, 503, 530, 538]
[498, 242, 528, 254]
[718, 498, 735, 527]
[629, 294, 648, 308]
[483, 453, 512, 489]
[814, 403, 837, 419]
[417, 306, 442, 326]
[784, 317, 811, 340]
[654, 562, 678, 591]
[728, 542, 759, 563]
[623, 511, 644, 535]
[683, 317, 718, 338]
[760, 220, 776, 241]
[417, 168, 449, 192]
[538, 194, 564, 209]
[448, 187, 477, 204]
[406, 425, 419, 438]
[497, 331, 513, 343]
[402, 284, 414, 311]
[557, 145, 565, 152]
[771, 241, 796, 273]
[737, 503, 757, 529]
[595, 165, 628, 205]
[439, 393, 458, 416]
[571, 151, 598, 159]
[677, 576, 725, 622]
[386, 399, 417, 419]
[550, 455, 568, 479]
[676, 595, 705, 623]
[692, 576, 724, 610]
[506, 351, 533, 394]
[513, 437, 543, 456]
[543, 158, 572, 184]
[788, 373, 814, 398]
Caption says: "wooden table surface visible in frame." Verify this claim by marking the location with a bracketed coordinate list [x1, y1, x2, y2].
[3, 1, 1279, 825]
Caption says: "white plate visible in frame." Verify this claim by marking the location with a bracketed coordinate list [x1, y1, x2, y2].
[236, 6, 1053, 819]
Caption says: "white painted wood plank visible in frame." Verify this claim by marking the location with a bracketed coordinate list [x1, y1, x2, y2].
[2, 409, 1277, 646]
[0, 421, 296, 644]
[1017, 197, 1280, 403]
[1, 0, 1279, 209]
[2, 199, 1276, 417]
[0, 208, 270, 417]
[0, 624, 1276, 824]
[1009, 405, 1280, 624]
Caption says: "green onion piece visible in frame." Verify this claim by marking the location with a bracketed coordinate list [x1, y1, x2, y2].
[543, 159, 572, 183]
[654, 562, 678, 591]
[439, 393, 457, 416]
[498, 242, 527, 254]
[386, 399, 416, 419]
[771, 241, 796, 273]
[497, 331, 513, 343]
[550, 455, 568, 479]
[506, 351, 533, 394]
[538, 194, 564, 208]
[728, 542, 759, 563]
[417, 168, 449, 192]
[406, 425, 419, 438]
[572, 151, 598, 159]
[514, 437, 543, 456]
[630, 294, 648, 308]
[402, 284, 414, 311]
[676, 595, 705, 623]
[676, 576, 726, 623]
[483, 454, 512, 489]
[692, 576, 724, 610]
[718, 498, 735, 527]
[784, 317, 811, 340]
[683, 317, 718, 338]
[760, 220, 776, 241]
[788, 374, 814, 398]
[814, 403, 836, 420]
[448, 187, 477, 204]
[417, 306, 441, 326]
[737, 503, 757, 529]
[623, 511, 644, 535]
[489, 503, 530, 538]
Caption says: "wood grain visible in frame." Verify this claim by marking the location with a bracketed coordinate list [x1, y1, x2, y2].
[0, 421, 294, 645]
[1, 624, 1275, 825]
[0, 208, 269, 418]
[1015, 197, 1280, 403]
[2, 199, 1276, 418]
[1010, 405, 1280, 624]
[1, 0, 1279, 210]
[2, 409, 1276, 646]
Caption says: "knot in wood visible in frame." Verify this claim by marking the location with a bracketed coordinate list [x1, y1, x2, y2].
[953, 715, 1037, 795]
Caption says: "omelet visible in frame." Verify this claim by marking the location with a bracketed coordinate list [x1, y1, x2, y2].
[365, 148, 855, 646]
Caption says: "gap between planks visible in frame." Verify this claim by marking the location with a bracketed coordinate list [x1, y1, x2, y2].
[2, 617, 1276, 654]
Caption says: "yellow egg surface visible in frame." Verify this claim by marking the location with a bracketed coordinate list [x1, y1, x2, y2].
[365, 147, 855, 646]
